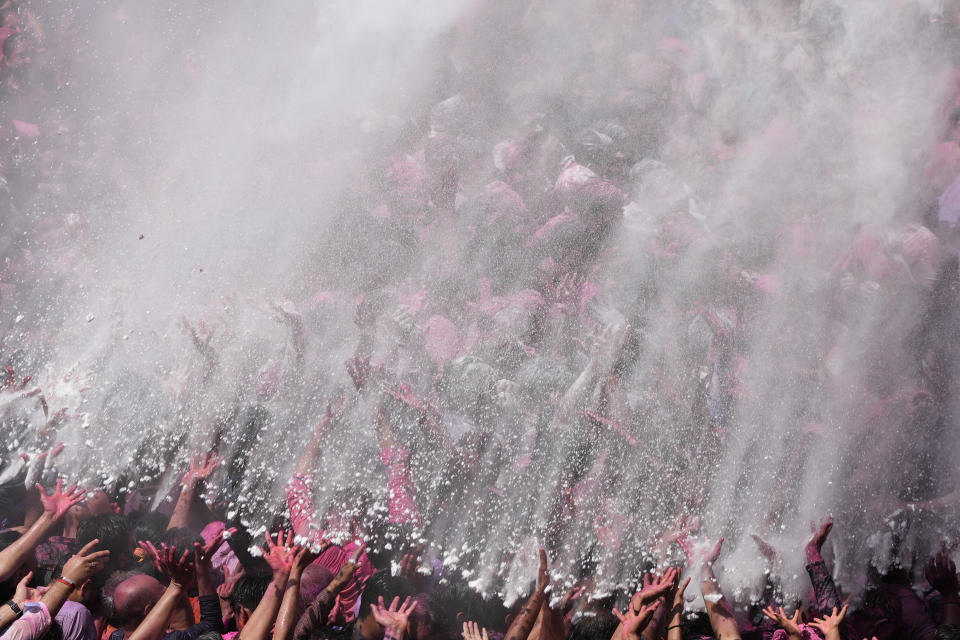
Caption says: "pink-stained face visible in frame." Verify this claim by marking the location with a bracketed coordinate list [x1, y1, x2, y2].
[4, 37, 30, 70]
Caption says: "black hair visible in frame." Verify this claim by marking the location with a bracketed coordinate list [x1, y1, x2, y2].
[309, 627, 353, 640]
[357, 573, 415, 622]
[568, 612, 619, 640]
[936, 625, 960, 640]
[160, 527, 203, 554]
[430, 580, 507, 633]
[230, 575, 271, 612]
[2, 32, 23, 59]
[196, 632, 224, 640]
[411, 593, 457, 640]
[77, 514, 131, 558]
[132, 512, 170, 546]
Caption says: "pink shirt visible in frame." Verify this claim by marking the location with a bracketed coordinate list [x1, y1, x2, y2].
[2, 603, 51, 640]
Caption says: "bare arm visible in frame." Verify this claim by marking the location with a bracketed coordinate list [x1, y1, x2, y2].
[667, 578, 691, 640]
[239, 531, 298, 640]
[926, 548, 960, 626]
[0, 480, 86, 582]
[168, 453, 221, 531]
[128, 581, 187, 640]
[701, 565, 741, 640]
[44, 539, 111, 620]
[680, 537, 741, 640]
[273, 548, 315, 640]
[505, 550, 549, 640]
[129, 546, 195, 640]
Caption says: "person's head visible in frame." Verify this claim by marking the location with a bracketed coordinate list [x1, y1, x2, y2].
[77, 514, 133, 571]
[314, 628, 352, 640]
[161, 527, 203, 554]
[298, 564, 334, 611]
[132, 512, 170, 547]
[230, 575, 270, 630]
[113, 574, 165, 629]
[428, 581, 506, 633]
[0, 9, 19, 29]
[356, 573, 415, 640]
[2, 33, 30, 71]
[936, 625, 960, 640]
[410, 593, 456, 640]
[65, 489, 114, 537]
[567, 612, 619, 640]
[0, 530, 28, 600]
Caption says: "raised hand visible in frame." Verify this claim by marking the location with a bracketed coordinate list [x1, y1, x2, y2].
[612, 602, 658, 640]
[751, 534, 778, 566]
[462, 621, 489, 640]
[5, 366, 32, 392]
[157, 544, 194, 587]
[37, 479, 86, 520]
[290, 545, 320, 580]
[346, 356, 373, 392]
[138, 540, 165, 576]
[61, 539, 111, 585]
[180, 317, 217, 358]
[762, 606, 803, 640]
[541, 586, 583, 640]
[536, 548, 549, 594]
[631, 567, 678, 610]
[258, 529, 300, 579]
[678, 535, 723, 569]
[807, 516, 833, 562]
[809, 604, 849, 640]
[272, 298, 302, 322]
[371, 595, 416, 640]
[183, 452, 222, 489]
[926, 547, 959, 594]
[398, 547, 428, 590]
[669, 576, 691, 617]
[326, 543, 364, 596]
[217, 563, 244, 601]
[13, 571, 33, 606]
[194, 527, 235, 567]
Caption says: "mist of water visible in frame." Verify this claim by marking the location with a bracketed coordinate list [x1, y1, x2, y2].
[2, 0, 959, 605]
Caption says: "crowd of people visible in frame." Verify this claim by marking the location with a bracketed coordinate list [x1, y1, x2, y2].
[3, 0, 960, 639]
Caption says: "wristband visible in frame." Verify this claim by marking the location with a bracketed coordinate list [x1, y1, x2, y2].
[57, 576, 77, 589]
[667, 624, 682, 630]
[5, 601, 23, 619]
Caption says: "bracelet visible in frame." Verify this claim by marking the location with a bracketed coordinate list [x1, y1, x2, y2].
[57, 576, 77, 589]
[667, 624, 682, 630]
[5, 601, 22, 619]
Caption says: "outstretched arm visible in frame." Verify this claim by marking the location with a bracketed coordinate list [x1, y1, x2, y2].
[505, 550, 549, 640]
[680, 537, 741, 640]
[273, 547, 317, 640]
[168, 453, 221, 531]
[129, 546, 195, 640]
[238, 530, 299, 640]
[0, 479, 85, 581]
[926, 547, 960, 626]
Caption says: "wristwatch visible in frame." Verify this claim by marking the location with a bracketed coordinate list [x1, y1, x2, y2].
[5, 600, 23, 619]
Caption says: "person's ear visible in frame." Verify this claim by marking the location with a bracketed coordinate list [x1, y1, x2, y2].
[75, 579, 92, 601]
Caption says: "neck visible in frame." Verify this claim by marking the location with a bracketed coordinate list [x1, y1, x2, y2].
[166, 596, 195, 631]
